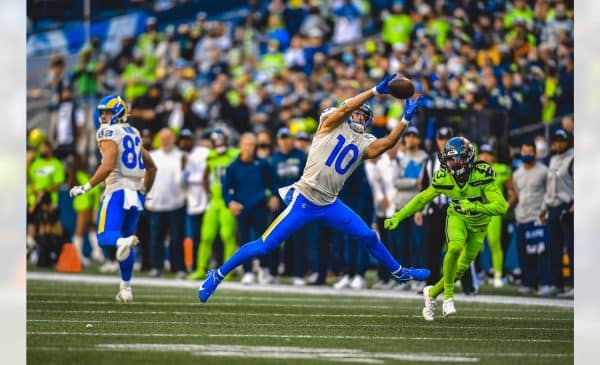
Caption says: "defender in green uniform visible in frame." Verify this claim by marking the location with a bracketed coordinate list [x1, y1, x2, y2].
[188, 130, 240, 280]
[385, 137, 507, 320]
[478, 144, 512, 287]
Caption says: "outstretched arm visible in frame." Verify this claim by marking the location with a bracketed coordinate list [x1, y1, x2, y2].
[384, 186, 440, 229]
[364, 95, 424, 159]
[318, 74, 397, 135]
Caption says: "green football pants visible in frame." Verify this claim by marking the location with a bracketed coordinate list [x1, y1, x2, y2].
[429, 214, 487, 300]
[486, 215, 504, 278]
[193, 200, 237, 275]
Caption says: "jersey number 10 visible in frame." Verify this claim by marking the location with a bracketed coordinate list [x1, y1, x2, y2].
[325, 135, 359, 175]
[122, 135, 144, 169]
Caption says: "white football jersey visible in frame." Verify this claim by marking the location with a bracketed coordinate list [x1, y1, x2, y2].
[294, 122, 375, 205]
[96, 123, 145, 194]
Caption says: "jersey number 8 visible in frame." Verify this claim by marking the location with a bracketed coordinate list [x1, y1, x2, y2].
[325, 135, 359, 175]
[122, 135, 144, 169]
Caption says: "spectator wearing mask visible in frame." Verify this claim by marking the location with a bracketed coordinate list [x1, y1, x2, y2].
[223, 133, 280, 285]
[145, 128, 186, 278]
[510, 141, 548, 294]
[50, 86, 85, 161]
[271, 128, 308, 285]
[180, 129, 210, 273]
[538, 129, 573, 297]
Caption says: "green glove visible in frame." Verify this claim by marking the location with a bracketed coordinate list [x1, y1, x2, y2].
[457, 199, 477, 213]
[384, 214, 402, 230]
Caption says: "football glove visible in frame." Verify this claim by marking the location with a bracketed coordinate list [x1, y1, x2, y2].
[69, 183, 91, 198]
[402, 94, 424, 122]
[373, 73, 397, 95]
[455, 199, 477, 214]
[384, 213, 402, 230]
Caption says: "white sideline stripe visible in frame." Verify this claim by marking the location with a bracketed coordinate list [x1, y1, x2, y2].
[27, 292, 574, 313]
[28, 346, 572, 358]
[27, 272, 574, 308]
[27, 331, 572, 343]
[28, 344, 481, 363]
[26, 309, 572, 322]
[26, 319, 572, 331]
[28, 299, 392, 310]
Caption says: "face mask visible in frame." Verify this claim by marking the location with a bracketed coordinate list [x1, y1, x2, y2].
[521, 154, 535, 163]
[40, 152, 50, 159]
[342, 53, 354, 65]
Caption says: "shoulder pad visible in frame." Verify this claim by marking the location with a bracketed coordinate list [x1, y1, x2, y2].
[96, 125, 117, 141]
[474, 161, 495, 178]
[432, 169, 454, 190]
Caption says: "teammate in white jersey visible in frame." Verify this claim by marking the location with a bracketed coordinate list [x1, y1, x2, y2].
[199, 74, 429, 302]
[70, 95, 157, 303]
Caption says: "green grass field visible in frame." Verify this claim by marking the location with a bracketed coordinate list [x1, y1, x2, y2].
[27, 276, 573, 365]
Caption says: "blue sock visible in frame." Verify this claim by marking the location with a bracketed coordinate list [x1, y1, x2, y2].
[119, 250, 135, 282]
[364, 236, 401, 273]
[220, 238, 271, 276]
[98, 230, 120, 248]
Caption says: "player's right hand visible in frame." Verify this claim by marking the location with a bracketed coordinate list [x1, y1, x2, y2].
[69, 183, 90, 198]
[374, 73, 397, 95]
[384, 215, 401, 230]
[403, 94, 424, 122]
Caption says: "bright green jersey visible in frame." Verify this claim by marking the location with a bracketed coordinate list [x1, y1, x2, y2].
[28, 157, 65, 207]
[491, 162, 511, 192]
[207, 148, 240, 200]
[393, 161, 508, 227]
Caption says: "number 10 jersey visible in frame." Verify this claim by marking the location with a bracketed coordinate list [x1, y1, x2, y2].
[293, 122, 375, 206]
[96, 123, 145, 195]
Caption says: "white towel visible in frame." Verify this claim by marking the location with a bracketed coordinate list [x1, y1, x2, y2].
[123, 188, 144, 211]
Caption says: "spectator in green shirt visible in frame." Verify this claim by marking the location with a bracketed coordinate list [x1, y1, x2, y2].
[382, 0, 413, 48]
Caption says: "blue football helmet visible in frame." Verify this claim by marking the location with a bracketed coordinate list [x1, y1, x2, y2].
[96, 95, 129, 125]
[439, 136, 475, 184]
[346, 103, 373, 134]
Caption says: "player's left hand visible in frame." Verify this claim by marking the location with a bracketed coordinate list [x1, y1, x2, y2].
[457, 199, 476, 213]
[69, 183, 91, 198]
[384, 215, 401, 230]
[374, 73, 397, 95]
[403, 94, 424, 122]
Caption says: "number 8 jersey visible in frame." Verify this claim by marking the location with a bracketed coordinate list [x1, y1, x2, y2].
[293, 122, 375, 206]
[96, 123, 145, 194]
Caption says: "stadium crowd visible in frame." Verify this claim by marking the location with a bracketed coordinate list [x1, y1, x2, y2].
[27, 0, 573, 296]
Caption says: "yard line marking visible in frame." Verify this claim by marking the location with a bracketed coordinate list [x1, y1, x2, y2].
[27, 272, 574, 308]
[27, 318, 572, 331]
[27, 346, 573, 358]
[26, 292, 574, 313]
[26, 309, 573, 321]
[27, 331, 572, 343]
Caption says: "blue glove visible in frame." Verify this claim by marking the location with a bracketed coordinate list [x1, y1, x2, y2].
[402, 94, 424, 122]
[374, 73, 397, 95]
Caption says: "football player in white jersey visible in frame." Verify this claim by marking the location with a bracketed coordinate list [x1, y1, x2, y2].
[70, 95, 157, 303]
[199, 74, 429, 302]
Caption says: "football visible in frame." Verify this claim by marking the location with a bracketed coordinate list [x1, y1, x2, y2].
[388, 76, 415, 99]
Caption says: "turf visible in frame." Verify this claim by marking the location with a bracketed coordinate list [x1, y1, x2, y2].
[27, 279, 573, 365]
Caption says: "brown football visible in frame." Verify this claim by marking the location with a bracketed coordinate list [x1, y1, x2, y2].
[387, 76, 415, 99]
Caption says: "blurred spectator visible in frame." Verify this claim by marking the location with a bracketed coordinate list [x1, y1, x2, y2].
[179, 129, 210, 273]
[145, 128, 186, 278]
[293, 131, 312, 153]
[332, 0, 363, 45]
[256, 129, 274, 159]
[135, 129, 154, 271]
[49, 86, 84, 161]
[129, 83, 168, 134]
[392, 126, 427, 290]
[168, 86, 208, 133]
[284, 36, 306, 72]
[510, 141, 547, 294]
[121, 51, 156, 104]
[188, 129, 239, 281]
[271, 127, 308, 285]
[69, 154, 104, 266]
[560, 115, 573, 134]
[381, 0, 413, 49]
[539, 128, 573, 297]
[223, 132, 279, 284]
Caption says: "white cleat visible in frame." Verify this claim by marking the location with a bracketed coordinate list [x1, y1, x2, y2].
[116, 235, 139, 262]
[350, 275, 366, 290]
[115, 286, 133, 304]
[292, 277, 306, 286]
[333, 275, 352, 290]
[241, 272, 255, 285]
[422, 285, 435, 321]
[442, 298, 457, 317]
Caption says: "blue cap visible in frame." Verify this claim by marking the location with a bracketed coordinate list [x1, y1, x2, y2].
[479, 143, 494, 154]
[295, 131, 310, 141]
[404, 126, 420, 137]
[180, 129, 193, 138]
[277, 127, 291, 138]
[551, 128, 569, 141]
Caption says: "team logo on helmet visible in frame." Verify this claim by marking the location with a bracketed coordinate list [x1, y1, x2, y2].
[96, 95, 129, 125]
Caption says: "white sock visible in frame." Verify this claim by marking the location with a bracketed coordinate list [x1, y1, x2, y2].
[73, 235, 84, 256]
[116, 237, 126, 247]
[120, 280, 130, 289]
